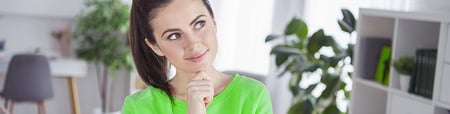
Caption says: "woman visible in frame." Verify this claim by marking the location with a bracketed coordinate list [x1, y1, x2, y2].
[123, 0, 273, 113]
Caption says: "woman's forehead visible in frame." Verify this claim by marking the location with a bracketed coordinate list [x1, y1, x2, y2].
[151, 0, 209, 29]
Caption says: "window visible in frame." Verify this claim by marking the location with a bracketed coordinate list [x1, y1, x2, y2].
[211, 0, 274, 75]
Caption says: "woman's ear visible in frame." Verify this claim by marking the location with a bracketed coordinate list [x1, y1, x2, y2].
[145, 38, 165, 56]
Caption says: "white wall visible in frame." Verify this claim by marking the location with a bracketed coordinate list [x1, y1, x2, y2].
[408, 0, 450, 12]
[0, 0, 82, 18]
[0, 0, 131, 114]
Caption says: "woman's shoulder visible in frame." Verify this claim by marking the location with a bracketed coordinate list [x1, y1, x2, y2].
[232, 73, 267, 91]
[123, 86, 174, 113]
[125, 86, 167, 103]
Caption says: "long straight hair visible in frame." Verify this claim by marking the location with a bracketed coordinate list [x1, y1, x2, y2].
[129, 0, 215, 101]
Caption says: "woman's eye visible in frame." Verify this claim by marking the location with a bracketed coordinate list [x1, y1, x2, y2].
[167, 33, 181, 40]
[194, 21, 206, 30]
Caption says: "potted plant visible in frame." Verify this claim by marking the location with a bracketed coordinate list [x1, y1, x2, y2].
[265, 9, 356, 114]
[392, 56, 414, 91]
[73, 0, 132, 113]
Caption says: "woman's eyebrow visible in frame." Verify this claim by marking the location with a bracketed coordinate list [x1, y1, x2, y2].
[190, 15, 206, 26]
[161, 15, 206, 37]
[161, 28, 181, 37]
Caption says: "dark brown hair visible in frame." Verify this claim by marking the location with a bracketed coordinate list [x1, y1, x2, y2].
[129, 0, 214, 101]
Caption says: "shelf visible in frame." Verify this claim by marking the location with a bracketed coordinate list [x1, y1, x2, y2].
[390, 88, 432, 105]
[446, 27, 450, 63]
[354, 14, 395, 82]
[392, 19, 440, 56]
[436, 101, 450, 111]
[434, 105, 450, 114]
[360, 8, 450, 23]
[357, 15, 395, 39]
[351, 8, 450, 114]
[436, 64, 450, 105]
[351, 78, 388, 114]
[390, 18, 441, 91]
[354, 77, 389, 92]
[389, 92, 433, 114]
[445, 61, 450, 65]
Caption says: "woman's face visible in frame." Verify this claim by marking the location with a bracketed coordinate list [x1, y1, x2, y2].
[147, 0, 217, 73]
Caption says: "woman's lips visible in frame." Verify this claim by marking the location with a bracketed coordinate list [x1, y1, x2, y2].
[185, 50, 208, 62]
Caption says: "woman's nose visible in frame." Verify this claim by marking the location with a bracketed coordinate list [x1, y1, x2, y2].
[184, 33, 203, 52]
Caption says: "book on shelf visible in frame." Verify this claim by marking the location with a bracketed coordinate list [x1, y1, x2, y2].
[375, 46, 391, 86]
[409, 49, 437, 99]
[427, 50, 437, 98]
[359, 37, 392, 81]
[410, 50, 420, 95]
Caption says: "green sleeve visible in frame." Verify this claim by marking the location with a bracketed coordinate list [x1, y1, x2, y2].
[122, 96, 135, 114]
[256, 87, 273, 114]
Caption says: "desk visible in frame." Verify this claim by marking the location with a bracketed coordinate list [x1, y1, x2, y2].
[0, 56, 87, 114]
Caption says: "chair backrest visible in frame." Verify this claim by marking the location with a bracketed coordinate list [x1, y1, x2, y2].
[223, 70, 267, 85]
[1, 54, 53, 102]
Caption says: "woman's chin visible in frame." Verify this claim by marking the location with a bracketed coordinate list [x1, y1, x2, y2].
[186, 64, 211, 73]
[192, 66, 209, 72]
[184, 60, 213, 72]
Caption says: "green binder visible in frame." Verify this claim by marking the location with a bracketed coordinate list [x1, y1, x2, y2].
[375, 46, 391, 86]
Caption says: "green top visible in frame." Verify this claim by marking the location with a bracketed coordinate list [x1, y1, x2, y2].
[122, 73, 273, 114]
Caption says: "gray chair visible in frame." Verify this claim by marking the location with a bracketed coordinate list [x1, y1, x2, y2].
[1, 54, 53, 114]
[223, 70, 267, 85]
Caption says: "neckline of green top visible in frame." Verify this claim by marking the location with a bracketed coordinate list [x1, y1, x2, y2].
[173, 73, 240, 105]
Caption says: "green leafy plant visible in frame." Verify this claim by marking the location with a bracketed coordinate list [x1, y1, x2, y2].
[393, 56, 414, 75]
[266, 9, 356, 114]
[73, 0, 132, 113]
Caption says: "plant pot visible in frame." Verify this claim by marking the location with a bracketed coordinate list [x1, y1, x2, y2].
[399, 74, 411, 91]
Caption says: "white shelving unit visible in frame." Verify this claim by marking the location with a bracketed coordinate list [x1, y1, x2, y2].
[350, 8, 450, 114]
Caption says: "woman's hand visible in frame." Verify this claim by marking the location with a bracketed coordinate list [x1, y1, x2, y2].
[187, 71, 214, 114]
